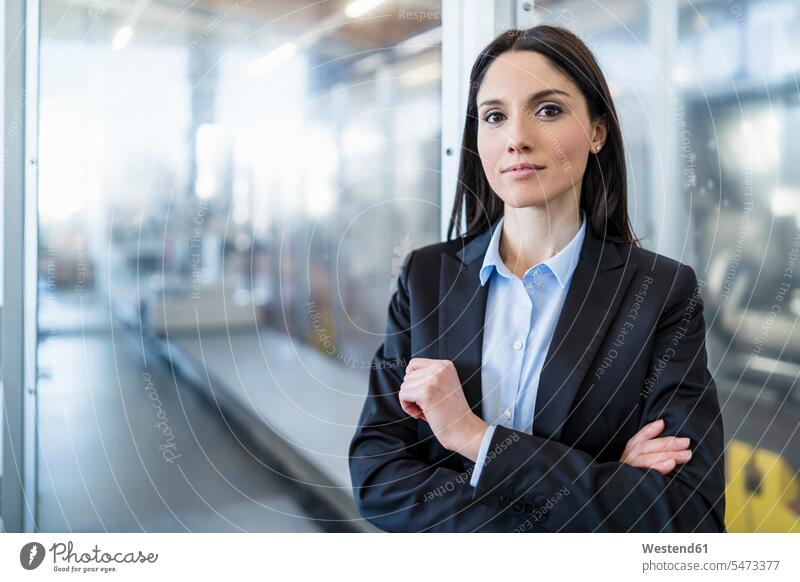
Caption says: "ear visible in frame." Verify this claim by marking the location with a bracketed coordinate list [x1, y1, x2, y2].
[591, 114, 608, 151]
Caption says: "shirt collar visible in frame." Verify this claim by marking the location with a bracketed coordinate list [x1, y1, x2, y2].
[479, 210, 587, 288]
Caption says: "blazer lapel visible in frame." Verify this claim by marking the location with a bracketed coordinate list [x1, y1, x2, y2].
[438, 224, 498, 421]
[533, 226, 638, 442]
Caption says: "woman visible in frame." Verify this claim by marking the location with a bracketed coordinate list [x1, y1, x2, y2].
[348, 25, 726, 533]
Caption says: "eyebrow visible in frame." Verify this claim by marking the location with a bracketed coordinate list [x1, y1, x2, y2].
[478, 89, 571, 109]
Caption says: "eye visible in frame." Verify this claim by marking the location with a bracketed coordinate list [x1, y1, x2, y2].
[536, 104, 563, 118]
[483, 111, 505, 124]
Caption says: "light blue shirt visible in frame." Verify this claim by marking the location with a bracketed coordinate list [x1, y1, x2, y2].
[469, 211, 587, 487]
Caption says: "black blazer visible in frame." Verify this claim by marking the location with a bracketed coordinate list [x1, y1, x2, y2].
[349, 221, 726, 532]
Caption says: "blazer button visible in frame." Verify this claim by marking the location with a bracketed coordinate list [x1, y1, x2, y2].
[512, 501, 524, 513]
[498, 495, 508, 508]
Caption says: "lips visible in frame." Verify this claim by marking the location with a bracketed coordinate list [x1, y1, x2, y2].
[502, 162, 546, 173]
[501, 162, 545, 180]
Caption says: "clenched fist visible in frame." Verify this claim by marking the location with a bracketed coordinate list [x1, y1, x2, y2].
[398, 358, 488, 462]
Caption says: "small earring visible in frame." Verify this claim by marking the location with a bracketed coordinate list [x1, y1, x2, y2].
[595, 144, 602, 152]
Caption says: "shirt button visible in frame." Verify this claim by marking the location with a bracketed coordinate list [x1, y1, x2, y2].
[513, 340, 523, 350]
[503, 409, 512, 420]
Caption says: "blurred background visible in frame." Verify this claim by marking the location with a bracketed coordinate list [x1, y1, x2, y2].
[1, 0, 798, 533]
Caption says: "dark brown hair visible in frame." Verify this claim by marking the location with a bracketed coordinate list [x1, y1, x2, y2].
[447, 25, 639, 246]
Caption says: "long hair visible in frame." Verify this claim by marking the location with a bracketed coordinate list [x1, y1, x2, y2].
[447, 25, 638, 246]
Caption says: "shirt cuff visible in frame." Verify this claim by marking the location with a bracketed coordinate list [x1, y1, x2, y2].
[469, 424, 497, 487]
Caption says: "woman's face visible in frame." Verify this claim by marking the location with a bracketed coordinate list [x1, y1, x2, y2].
[476, 50, 606, 210]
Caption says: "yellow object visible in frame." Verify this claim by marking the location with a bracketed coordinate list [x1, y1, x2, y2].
[725, 439, 800, 532]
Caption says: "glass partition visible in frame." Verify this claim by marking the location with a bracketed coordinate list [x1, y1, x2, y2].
[36, 0, 442, 530]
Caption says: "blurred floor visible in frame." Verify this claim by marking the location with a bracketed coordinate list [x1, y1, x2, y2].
[36, 296, 324, 532]
[173, 328, 367, 490]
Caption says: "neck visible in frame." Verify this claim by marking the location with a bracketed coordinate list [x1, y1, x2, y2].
[499, 197, 583, 279]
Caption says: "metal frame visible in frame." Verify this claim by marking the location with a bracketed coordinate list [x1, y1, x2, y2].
[439, 0, 517, 240]
[2, 0, 39, 533]
[645, 0, 689, 261]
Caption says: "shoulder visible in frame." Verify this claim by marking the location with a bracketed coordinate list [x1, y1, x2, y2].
[394, 234, 488, 305]
[615, 243, 698, 281]
[401, 233, 485, 274]
[614, 242, 704, 307]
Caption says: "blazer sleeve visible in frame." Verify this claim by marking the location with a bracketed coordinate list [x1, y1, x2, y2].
[471, 264, 727, 532]
[348, 250, 523, 532]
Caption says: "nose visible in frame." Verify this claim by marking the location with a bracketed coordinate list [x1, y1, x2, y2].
[505, 112, 533, 154]
[506, 140, 531, 154]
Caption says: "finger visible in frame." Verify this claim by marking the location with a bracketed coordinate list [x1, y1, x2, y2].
[622, 454, 680, 476]
[401, 400, 426, 420]
[404, 366, 449, 386]
[398, 390, 426, 420]
[403, 367, 428, 382]
[627, 419, 665, 448]
[403, 402, 426, 421]
[398, 384, 419, 405]
[406, 358, 434, 374]
[400, 373, 436, 390]
[653, 458, 677, 475]
[399, 384, 428, 410]
[637, 436, 691, 455]
[629, 449, 692, 469]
